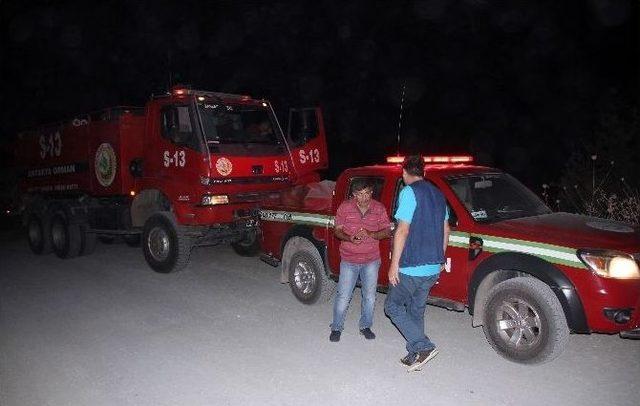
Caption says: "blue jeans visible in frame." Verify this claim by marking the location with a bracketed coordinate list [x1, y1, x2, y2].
[384, 273, 439, 354]
[331, 259, 381, 332]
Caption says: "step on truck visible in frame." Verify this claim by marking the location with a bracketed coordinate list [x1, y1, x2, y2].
[258, 155, 640, 364]
[13, 86, 327, 272]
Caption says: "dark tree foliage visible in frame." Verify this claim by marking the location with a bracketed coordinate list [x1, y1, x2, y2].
[1, 0, 637, 187]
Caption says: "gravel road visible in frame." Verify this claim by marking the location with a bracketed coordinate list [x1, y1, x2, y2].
[1, 231, 638, 406]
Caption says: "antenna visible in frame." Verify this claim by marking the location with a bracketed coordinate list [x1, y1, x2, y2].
[396, 81, 406, 156]
[167, 48, 173, 89]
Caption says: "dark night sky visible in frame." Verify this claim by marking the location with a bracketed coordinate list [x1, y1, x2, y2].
[1, 0, 637, 190]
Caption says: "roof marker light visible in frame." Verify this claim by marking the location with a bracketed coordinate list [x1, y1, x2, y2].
[423, 155, 473, 164]
[386, 156, 405, 164]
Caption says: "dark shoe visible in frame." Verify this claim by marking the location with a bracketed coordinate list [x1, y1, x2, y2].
[329, 330, 341, 342]
[400, 352, 417, 366]
[407, 348, 439, 372]
[359, 328, 376, 340]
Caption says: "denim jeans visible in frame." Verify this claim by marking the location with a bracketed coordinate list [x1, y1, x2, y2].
[384, 273, 439, 354]
[331, 259, 381, 332]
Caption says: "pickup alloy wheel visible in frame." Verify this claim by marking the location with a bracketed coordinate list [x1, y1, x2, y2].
[284, 237, 334, 305]
[482, 276, 570, 364]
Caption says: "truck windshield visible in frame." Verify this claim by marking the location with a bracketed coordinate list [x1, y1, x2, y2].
[197, 102, 285, 156]
[445, 173, 552, 223]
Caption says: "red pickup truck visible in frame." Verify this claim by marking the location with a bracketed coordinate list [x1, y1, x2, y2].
[258, 155, 640, 364]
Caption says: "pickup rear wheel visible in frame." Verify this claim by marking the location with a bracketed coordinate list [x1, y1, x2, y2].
[231, 230, 260, 257]
[50, 212, 82, 259]
[142, 212, 192, 273]
[482, 277, 569, 364]
[285, 237, 334, 304]
[27, 213, 53, 255]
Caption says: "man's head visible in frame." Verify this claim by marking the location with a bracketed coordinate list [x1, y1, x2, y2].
[351, 179, 373, 206]
[402, 155, 424, 184]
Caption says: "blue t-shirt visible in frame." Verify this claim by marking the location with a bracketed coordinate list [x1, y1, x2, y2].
[395, 186, 449, 277]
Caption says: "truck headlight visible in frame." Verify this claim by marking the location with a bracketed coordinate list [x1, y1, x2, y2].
[201, 195, 229, 205]
[577, 249, 640, 279]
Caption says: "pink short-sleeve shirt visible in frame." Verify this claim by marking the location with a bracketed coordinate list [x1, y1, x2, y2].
[334, 199, 391, 264]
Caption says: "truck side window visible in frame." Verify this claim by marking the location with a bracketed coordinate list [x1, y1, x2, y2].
[346, 177, 384, 201]
[288, 109, 318, 148]
[161, 105, 201, 151]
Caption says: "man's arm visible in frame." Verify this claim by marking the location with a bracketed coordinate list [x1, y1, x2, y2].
[334, 225, 360, 243]
[443, 220, 450, 254]
[366, 227, 392, 240]
[388, 220, 409, 286]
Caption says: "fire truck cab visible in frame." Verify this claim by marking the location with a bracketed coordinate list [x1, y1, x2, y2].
[258, 155, 640, 364]
[16, 86, 327, 273]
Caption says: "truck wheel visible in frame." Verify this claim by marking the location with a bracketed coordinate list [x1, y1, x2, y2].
[285, 237, 334, 304]
[27, 213, 53, 255]
[482, 277, 570, 364]
[142, 212, 192, 273]
[231, 230, 260, 257]
[50, 212, 82, 259]
[79, 223, 97, 256]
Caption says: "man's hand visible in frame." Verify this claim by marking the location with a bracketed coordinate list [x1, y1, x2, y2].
[388, 264, 400, 286]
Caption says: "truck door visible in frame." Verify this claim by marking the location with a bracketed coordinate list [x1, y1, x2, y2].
[144, 101, 206, 210]
[286, 108, 328, 184]
[389, 179, 469, 303]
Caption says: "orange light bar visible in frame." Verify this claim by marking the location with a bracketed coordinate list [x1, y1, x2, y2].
[386, 156, 405, 164]
[173, 88, 187, 96]
[386, 155, 473, 164]
[423, 155, 473, 164]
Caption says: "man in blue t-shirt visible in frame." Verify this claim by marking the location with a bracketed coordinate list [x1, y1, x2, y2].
[385, 155, 450, 372]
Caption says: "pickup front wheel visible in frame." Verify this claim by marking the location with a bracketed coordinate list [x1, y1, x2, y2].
[284, 237, 334, 304]
[482, 277, 569, 364]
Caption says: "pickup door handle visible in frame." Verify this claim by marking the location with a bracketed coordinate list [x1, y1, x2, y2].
[469, 236, 483, 260]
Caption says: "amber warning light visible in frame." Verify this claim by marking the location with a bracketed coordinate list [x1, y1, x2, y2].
[385, 155, 473, 164]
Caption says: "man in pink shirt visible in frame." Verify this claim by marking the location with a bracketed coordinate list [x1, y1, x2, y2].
[330, 179, 392, 342]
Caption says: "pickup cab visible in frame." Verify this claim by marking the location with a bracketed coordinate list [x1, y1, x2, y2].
[258, 155, 640, 364]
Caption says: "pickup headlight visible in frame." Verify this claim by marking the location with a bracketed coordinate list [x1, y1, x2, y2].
[201, 195, 229, 205]
[577, 249, 640, 279]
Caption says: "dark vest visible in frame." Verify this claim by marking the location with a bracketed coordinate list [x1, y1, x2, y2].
[399, 179, 446, 267]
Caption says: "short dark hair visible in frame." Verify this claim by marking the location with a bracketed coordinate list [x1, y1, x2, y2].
[403, 155, 424, 177]
[351, 178, 372, 193]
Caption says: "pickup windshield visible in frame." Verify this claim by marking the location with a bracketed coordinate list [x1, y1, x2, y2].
[197, 102, 285, 156]
[445, 172, 552, 222]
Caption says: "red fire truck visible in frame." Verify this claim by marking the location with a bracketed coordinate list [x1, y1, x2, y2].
[14, 86, 327, 273]
[258, 155, 640, 364]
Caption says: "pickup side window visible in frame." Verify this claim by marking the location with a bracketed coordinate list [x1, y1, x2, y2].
[161, 105, 202, 151]
[393, 178, 459, 228]
[345, 176, 384, 201]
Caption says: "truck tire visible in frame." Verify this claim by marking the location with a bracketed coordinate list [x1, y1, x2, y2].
[79, 224, 97, 256]
[50, 212, 82, 259]
[284, 237, 334, 304]
[27, 213, 53, 255]
[482, 276, 570, 364]
[231, 230, 260, 257]
[142, 212, 192, 273]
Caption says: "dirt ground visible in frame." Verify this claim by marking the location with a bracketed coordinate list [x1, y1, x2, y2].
[1, 230, 638, 406]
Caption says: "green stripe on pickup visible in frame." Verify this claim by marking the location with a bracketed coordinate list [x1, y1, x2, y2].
[259, 210, 585, 269]
[259, 209, 334, 227]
